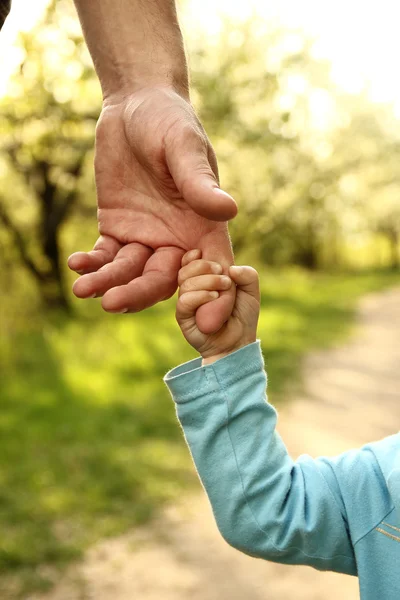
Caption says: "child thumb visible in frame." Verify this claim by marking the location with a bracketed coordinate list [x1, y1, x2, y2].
[228, 266, 260, 301]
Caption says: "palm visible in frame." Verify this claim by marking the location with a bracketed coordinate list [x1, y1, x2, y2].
[68, 88, 237, 333]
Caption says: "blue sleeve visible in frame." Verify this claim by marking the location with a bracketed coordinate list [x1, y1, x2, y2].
[164, 341, 390, 576]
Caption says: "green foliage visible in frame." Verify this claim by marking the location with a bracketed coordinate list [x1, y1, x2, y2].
[0, 0, 100, 312]
[0, 303, 195, 597]
[187, 19, 400, 270]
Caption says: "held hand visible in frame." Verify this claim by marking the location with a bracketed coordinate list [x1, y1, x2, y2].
[68, 87, 237, 334]
[176, 250, 260, 364]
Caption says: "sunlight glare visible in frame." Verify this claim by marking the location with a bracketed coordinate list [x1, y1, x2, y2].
[0, 0, 50, 96]
[184, 0, 400, 110]
[1, 0, 400, 116]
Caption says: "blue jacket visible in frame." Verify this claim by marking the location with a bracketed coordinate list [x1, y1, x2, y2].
[164, 341, 400, 600]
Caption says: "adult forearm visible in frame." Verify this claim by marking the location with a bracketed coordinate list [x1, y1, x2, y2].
[73, 0, 189, 100]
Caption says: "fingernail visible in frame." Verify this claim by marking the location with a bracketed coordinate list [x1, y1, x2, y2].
[88, 293, 97, 298]
[109, 308, 128, 314]
[210, 291, 219, 299]
[214, 188, 234, 200]
[221, 276, 232, 286]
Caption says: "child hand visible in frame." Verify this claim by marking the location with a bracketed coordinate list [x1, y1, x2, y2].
[176, 249, 260, 365]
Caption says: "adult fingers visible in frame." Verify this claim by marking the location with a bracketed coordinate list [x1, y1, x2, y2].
[68, 235, 123, 275]
[195, 225, 236, 334]
[195, 293, 234, 335]
[101, 246, 184, 313]
[176, 291, 219, 321]
[166, 125, 237, 222]
[72, 243, 153, 299]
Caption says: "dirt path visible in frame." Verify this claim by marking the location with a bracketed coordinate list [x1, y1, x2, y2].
[36, 287, 400, 600]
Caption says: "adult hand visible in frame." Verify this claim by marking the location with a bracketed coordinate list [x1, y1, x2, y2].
[68, 87, 237, 334]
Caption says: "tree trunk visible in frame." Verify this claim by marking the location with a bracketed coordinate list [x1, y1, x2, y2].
[388, 230, 400, 270]
[41, 200, 71, 312]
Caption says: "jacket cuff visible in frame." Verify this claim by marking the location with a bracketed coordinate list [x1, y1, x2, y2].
[164, 340, 265, 404]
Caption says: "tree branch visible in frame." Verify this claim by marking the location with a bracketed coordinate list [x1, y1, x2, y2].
[0, 198, 47, 282]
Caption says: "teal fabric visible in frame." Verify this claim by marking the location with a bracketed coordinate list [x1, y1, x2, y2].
[164, 341, 400, 600]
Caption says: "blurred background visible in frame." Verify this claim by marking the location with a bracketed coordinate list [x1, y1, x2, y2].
[0, 0, 400, 597]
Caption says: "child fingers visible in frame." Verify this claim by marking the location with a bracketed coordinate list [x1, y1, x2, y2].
[181, 249, 202, 267]
[179, 273, 232, 297]
[178, 260, 223, 286]
[176, 290, 219, 320]
[228, 266, 260, 300]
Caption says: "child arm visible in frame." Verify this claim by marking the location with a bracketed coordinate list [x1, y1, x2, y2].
[166, 251, 394, 575]
[165, 342, 359, 575]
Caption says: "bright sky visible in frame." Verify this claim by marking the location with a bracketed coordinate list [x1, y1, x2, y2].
[0, 0, 49, 96]
[1, 0, 400, 114]
[184, 0, 400, 109]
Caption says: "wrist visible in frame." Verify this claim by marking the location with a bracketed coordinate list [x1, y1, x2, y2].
[100, 33, 189, 102]
[102, 77, 189, 109]
[74, 0, 189, 103]
[201, 339, 257, 366]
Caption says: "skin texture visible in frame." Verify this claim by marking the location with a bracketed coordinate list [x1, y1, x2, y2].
[176, 249, 260, 363]
[69, 1, 238, 333]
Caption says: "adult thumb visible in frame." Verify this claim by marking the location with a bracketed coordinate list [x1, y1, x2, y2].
[166, 127, 237, 222]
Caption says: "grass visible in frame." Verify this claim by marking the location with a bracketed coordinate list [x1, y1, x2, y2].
[0, 267, 399, 597]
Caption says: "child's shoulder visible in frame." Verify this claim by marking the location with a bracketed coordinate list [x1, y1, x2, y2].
[325, 432, 400, 483]
[313, 433, 400, 543]
[365, 432, 400, 473]
[368, 432, 400, 509]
